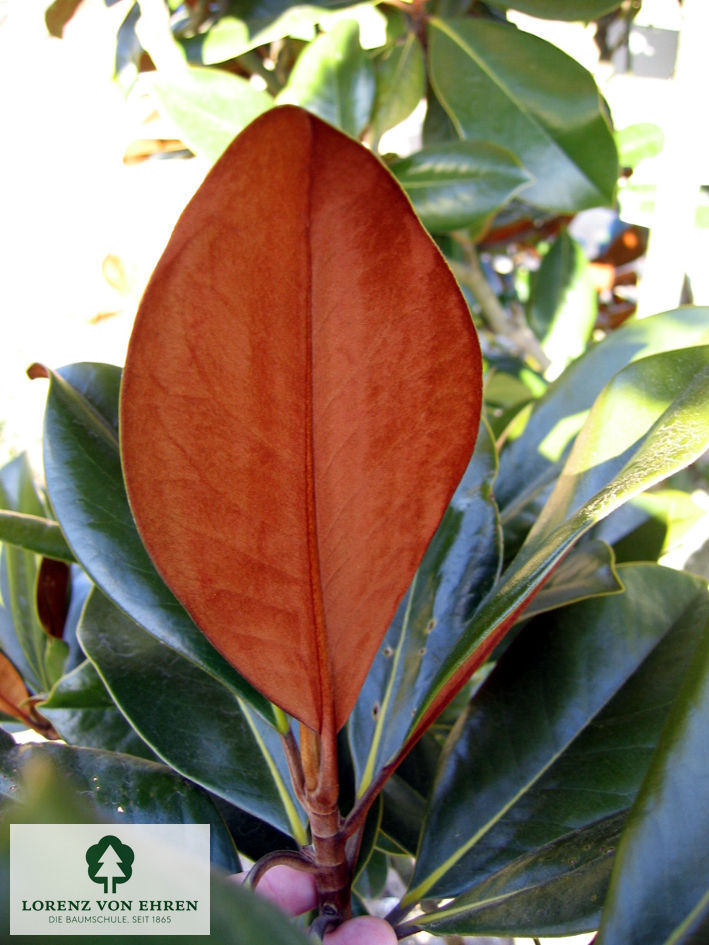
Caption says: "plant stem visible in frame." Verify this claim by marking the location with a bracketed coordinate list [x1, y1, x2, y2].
[299, 723, 352, 923]
[450, 234, 550, 370]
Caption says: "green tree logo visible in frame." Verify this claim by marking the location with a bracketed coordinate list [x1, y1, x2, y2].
[86, 835, 134, 894]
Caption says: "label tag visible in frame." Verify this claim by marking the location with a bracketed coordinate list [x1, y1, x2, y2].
[10, 823, 211, 935]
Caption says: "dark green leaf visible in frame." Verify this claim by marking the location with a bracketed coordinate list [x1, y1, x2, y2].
[390, 141, 530, 235]
[596, 605, 709, 945]
[277, 20, 375, 136]
[181, 0, 365, 65]
[380, 774, 426, 857]
[348, 419, 501, 792]
[355, 848, 388, 901]
[150, 67, 273, 163]
[0, 455, 67, 692]
[403, 566, 709, 914]
[370, 33, 425, 143]
[521, 538, 622, 619]
[0, 742, 239, 872]
[0, 511, 74, 563]
[37, 363, 275, 723]
[528, 229, 596, 374]
[353, 796, 384, 893]
[405, 814, 623, 937]
[78, 589, 308, 842]
[428, 17, 618, 212]
[485, 0, 623, 19]
[40, 660, 156, 760]
[422, 90, 458, 147]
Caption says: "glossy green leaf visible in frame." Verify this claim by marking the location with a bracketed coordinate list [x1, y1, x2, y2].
[521, 538, 622, 619]
[277, 20, 375, 136]
[380, 774, 426, 857]
[352, 796, 384, 893]
[0, 456, 67, 693]
[0, 742, 239, 872]
[390, 141, 531, 235]
[496, 308, 709, 513]
[0, 510, 74, 563]
[78, 588, 307, 842]
[528, 229, 596, 376]
[428, 17, 617, 213]
[615, 122, 664, 169]
[422, 90, 458, 147]
[402, 566, 709, 916]
[181, 0, 364, 65]
[370, 33, 425, 143]
[39, 660, 155, 760]
[484, 0, 624, 19]
[404, 344, 709, 770]
[405, 814, 624, 938]
[150, 66, 273, 163]
[36, 363, 275, 723]
[530, 346, 709, 542]
[348, 419, 501, 793]
[596, 609, 709, 945]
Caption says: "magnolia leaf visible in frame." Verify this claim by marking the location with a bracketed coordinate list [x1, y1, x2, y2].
[33, 362, 275, 723]
[528, 229, 596, 376]
[0, 511, 74, 563]
[428, 17, 618, 213]
[0, 652, 43, 730]
[370, 33, 425, 143]
[390, 141, 531, 235]
[120, 106, 482, 736]
[181, 0, 366, 65]
[276, 21, 375, 136]
[348, 418, 500, 793]
[596, 613, 709, 945]
[0, 743, 239, 873]
[397, 342, 709, 758]
[403, 566, 709, 916]
[496, 308, 709, 514]
[150, 67, 273, 163]
[483, 0, 623, 19]
[521, 538, 622, 619]
[79, 589, 308, 842]
[0, 455, 67, 694]
[39, 660, 156, 760]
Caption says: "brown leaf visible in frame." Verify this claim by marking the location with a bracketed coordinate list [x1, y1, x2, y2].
[0, 653, 57, 736]
[36, 558, 71, 639]
[120, 107, 482, 735]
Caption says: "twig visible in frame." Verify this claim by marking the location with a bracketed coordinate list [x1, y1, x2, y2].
[450, 234, 550, 370]
[244, 848, 318, 889]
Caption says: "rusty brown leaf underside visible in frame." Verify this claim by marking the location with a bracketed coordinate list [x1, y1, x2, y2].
[120, 106, 482, 737]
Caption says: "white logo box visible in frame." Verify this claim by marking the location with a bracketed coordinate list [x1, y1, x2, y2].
[11, 823, 211, 935]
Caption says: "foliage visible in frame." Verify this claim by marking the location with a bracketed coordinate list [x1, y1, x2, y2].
[2, 0, 708, 941]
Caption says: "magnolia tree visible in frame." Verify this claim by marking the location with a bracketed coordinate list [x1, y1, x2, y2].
[1, 1, 709, 943]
